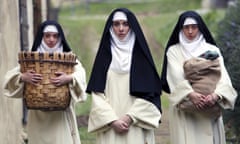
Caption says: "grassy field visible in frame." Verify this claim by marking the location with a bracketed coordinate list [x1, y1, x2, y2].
[58, 0, 226, 143]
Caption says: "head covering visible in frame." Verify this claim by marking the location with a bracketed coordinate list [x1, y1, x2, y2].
[109, 12, 135, 73]
[31, 20, 71, 52]
[112, 11, 127, 21]
[183, 17, 198, 26]
[43, 25, 58, 33]
[161, 10, 217, 93]
[109, 26, 135, 73]
[86, 8, 162, 111]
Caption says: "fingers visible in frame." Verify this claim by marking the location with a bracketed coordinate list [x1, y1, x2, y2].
[110, 120, 129, 134]
[23, 71, 69, 86]
[50, 73, 72, 86]
[119, 115, 133, 126]
[49, 77, 61, 86]
[30, 74, 42, 85]
[54, 72, 64, 76]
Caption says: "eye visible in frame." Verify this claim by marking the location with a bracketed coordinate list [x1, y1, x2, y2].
[123, 22, 129, 27]
[113, 21, 120, 27]
[183, 25, 189, 30]
[53, 34, 59, 39]
[44, 33, 51, 38]
[191, 24, 198, 29]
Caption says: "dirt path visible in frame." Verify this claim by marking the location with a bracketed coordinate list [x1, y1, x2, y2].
[155, 108, 170, 144]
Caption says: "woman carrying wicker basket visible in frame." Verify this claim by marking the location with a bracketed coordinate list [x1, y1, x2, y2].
[3, 20, 87, 144]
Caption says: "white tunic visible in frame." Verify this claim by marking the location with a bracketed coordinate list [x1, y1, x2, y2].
[166, 43, 237, 144]
[88, 70, 161, 144]
[3, 60, 87, 144]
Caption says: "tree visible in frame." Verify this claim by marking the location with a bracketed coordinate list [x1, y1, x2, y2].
[216, 0, 240, 142]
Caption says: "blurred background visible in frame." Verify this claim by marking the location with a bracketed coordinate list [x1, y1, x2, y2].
[1, 0, 240, 144]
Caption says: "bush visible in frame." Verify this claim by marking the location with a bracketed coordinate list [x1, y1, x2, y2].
[216, 0, 240, 142]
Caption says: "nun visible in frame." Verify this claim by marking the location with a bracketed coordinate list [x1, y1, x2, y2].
[3, 20, 87, 144]
[86, 8, 162, 144]
[161, 10, 237, 144]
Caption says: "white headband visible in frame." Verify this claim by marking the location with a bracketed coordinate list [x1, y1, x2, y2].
[183, 17, 197, 26]
[112, 11, 127, 21]
[43, 25, 58, 33]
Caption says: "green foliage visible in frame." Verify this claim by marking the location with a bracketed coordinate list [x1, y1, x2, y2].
[216, 0, 240, 141]
[60, 0, 201, 16]
[217, 1, 240, 105]
[202, 10, 225, 37]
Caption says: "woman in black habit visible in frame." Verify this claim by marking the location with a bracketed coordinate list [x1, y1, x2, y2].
[87, 8, 162, 144]
[160, 10, 237, 144]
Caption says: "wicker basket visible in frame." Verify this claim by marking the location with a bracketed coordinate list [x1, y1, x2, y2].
[18, 52, 77, 111]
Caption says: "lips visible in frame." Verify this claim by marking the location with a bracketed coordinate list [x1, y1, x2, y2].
[48, 43, 55, 48]
[119, 34, 126, 37]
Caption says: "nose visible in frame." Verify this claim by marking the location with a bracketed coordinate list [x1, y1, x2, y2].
[119, 24, 124, 31]
[188, 28, 193, 34]
[49, 35, 55, 41]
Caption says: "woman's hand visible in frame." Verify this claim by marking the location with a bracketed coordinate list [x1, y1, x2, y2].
[120, 115, 133, 126]
[188, 92, 207, 110]
[110, 115, 132, 134]
[110, 119, 129, 134]
[50, 72, 73, 86]
[21, 70, 42, 86]
[204, 93, 220, 107]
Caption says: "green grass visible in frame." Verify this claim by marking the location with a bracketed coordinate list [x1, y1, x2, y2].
[61, 0, 201, 16]
[79, 127, 96, 144]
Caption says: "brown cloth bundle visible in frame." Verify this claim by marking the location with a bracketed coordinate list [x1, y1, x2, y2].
[179, 57, 222, 119]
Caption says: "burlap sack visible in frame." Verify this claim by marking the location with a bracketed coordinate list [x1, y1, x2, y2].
[179, 57, 221, 119]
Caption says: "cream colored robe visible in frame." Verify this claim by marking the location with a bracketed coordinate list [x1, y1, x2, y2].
[88, 70, 161, 144]
[3, 60, 87, 144]
[166, 43, 237, 144]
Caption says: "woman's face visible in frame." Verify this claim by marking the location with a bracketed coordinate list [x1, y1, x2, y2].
[182, 24, 199, 41]
[43, 32, 59, 48]
[112, 20, 130, 40]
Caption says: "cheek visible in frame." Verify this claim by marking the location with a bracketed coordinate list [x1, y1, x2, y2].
[53, 37, 59, 42]
[193, 30, 200, 36]
[43, 37, 48, 43]
[113, 26, 118, 33]
[125, 27, 130, 32]
[182, 30, 188, 36]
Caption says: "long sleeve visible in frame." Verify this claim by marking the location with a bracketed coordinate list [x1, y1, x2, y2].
[214, 51, 237, 109]
[88, 92, 118, 133]
[166, 45, 194, 106]
[126, 98, 161, 129]
[69, 59, 87, 103]
[3, 66, 24, 98]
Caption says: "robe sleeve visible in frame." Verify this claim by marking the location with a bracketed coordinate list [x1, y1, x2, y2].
[68, 59, 87, 103]
[214, 51, 237, 110]
[166, 46, 194, 107]
[3, 66, 24, 98]
[88, 92, 118, 133]
[126, 98, 161, 129]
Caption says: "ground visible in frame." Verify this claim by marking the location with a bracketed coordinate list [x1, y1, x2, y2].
[155, 107, 170, 144]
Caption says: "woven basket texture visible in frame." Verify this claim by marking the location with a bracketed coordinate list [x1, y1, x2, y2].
[18, 52, 77, 111]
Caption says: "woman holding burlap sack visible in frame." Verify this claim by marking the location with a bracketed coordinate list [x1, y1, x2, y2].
[161, 11, 237, 144]
[3, 20, 87, 144]
[180, 50, 222, 119]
